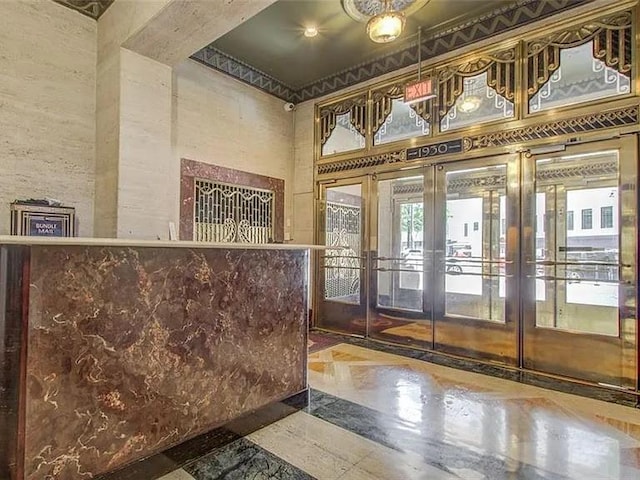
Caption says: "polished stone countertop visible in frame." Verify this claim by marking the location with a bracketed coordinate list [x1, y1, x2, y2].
[0, 235, 331, 250]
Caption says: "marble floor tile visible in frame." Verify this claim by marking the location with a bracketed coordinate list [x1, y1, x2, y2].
[184, 437, 313, 480]
[249, 411, 458, 480]
[308, 389, 563, 480]
[247, 412, 362, 479]
[157, 470, 196, 480]
[308, 342, 640, 480]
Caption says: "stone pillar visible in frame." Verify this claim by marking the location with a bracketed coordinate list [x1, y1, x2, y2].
[95, 0, 275, 238]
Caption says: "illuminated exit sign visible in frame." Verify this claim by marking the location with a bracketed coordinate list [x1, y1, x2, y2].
[404, 78, 436, 104]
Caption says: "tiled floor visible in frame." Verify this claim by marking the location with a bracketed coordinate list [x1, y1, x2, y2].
[160, 342, 640, 479]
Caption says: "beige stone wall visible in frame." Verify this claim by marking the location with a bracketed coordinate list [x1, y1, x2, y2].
[292, 101, 315, 244]
[174, 60, 295, 240]
[95, 0, 172, 237]
[0, 0, 96, 236]
[117, 50, 174, 239]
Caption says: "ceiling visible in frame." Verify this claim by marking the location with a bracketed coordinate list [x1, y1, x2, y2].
[51, 0, 592, 102]
[208, 0, 508, 90]
[193, 0, 591, 103]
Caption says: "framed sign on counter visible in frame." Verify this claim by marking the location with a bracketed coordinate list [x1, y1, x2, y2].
[10, 202, 75, 237]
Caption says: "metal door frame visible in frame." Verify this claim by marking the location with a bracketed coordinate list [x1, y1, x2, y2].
[432, 154, 521, 364]
[521, 136, 638, 389]
[368, 167, 435, 348]
[315, 176, 370, 336]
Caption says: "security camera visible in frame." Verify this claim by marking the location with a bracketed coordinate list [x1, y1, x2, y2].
[284, 102, 296, 112]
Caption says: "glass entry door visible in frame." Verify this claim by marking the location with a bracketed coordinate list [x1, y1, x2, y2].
[369, 170, 434, 347]
[316, 178, 368, 335]
[522, 138, 637, 388]
[433, 156, 520, 364]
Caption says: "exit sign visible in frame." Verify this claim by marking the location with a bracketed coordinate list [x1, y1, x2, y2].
[404, 78, 435, 104]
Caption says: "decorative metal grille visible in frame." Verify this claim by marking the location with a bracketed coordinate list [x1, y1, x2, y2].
[194, 179, 274, 243]
[324, 202, 361, 300]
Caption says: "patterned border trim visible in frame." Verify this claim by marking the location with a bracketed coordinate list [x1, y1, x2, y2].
[191, 47, 297, 102]
[317, 151, 406, 175]
[465, 105, 640, 150]
[316, 105, 639, 175]
[53, 0, 114, 19]
[191, 0, 591, 102]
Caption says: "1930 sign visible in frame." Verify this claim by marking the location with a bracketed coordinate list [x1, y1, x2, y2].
[406, 139, 464, 161]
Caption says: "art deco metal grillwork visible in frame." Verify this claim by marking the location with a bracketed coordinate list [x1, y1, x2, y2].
[194, 179, 274, 243]
[319, 96, 368, 146]
[372, 83, 431, 135]
[324, 202, 362, 300]
[437, 47, 516, 117]
[536, 160, 618, 182]
[526, 11, 632, 99]
[317, 150, 406, 175]
[466, 105, 640, 150]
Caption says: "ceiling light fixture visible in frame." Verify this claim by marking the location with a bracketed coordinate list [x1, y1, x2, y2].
[304, 26, 318, 38]
[367, 0, 405, 43]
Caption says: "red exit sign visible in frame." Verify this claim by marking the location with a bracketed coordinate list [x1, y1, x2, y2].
[404, 78, 435, 104]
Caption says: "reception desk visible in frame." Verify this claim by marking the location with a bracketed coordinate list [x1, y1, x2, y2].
[0, 237, 317, 480]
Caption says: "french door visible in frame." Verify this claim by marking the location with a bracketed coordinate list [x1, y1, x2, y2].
[316, 177, 369, 335]
[521, 138, 637, 388]
[315, 137, 638, 389]
[367, 155, 520, 364]
[433, 155, 520, 364]
[369, 168, 434, 348]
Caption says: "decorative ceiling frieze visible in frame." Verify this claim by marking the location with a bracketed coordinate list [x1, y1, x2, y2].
[191, 47, 298, 102]
[193, 0, 593, 103]
[53, 0, 114, 19]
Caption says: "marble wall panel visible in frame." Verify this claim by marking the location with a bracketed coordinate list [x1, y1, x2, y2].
[0, 247, 29, 479]
[179, 159, 285, 242]
[22, 245, 308, 479]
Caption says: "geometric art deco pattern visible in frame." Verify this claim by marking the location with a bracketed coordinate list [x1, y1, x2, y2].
[193, 0, 592, 102]
[53, 0, 114, 19]
[317, 105, 640, 176]
[467, 105, 640, 150]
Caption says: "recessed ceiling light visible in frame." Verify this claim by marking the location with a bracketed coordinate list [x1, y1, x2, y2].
[304, 26, 318, 38]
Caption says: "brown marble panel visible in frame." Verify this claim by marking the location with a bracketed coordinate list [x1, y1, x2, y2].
[179, 158, 285, 242]
[23, 246, 308, 480]
[0, 246, 29, 480]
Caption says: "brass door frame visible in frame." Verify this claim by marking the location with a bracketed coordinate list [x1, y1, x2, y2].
[521, 137, 638, 389]
[368, 167, 435, 348]
[315, 176, 370, 336]
[433, 154, 521, 365]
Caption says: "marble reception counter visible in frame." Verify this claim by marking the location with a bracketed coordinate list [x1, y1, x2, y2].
[0, 237, 320, 480]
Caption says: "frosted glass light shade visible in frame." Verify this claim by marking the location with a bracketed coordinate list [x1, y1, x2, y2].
[367, 11, 405, 43]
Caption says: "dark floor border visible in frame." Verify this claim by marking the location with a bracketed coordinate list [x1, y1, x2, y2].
[95, 389, 309, 480]
[312, 329, 640, 408]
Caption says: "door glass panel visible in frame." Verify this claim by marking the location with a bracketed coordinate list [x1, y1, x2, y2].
[444, 165, 507, 321]
[321, 112, 366, 156]
[324, 185, 362, 304]
[374, 98, 430, 145]
[440, 72, 515, 132]
[529, 41, 631, 113]
[376, 176, 424, 311]
[534, 152, 619, 335]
